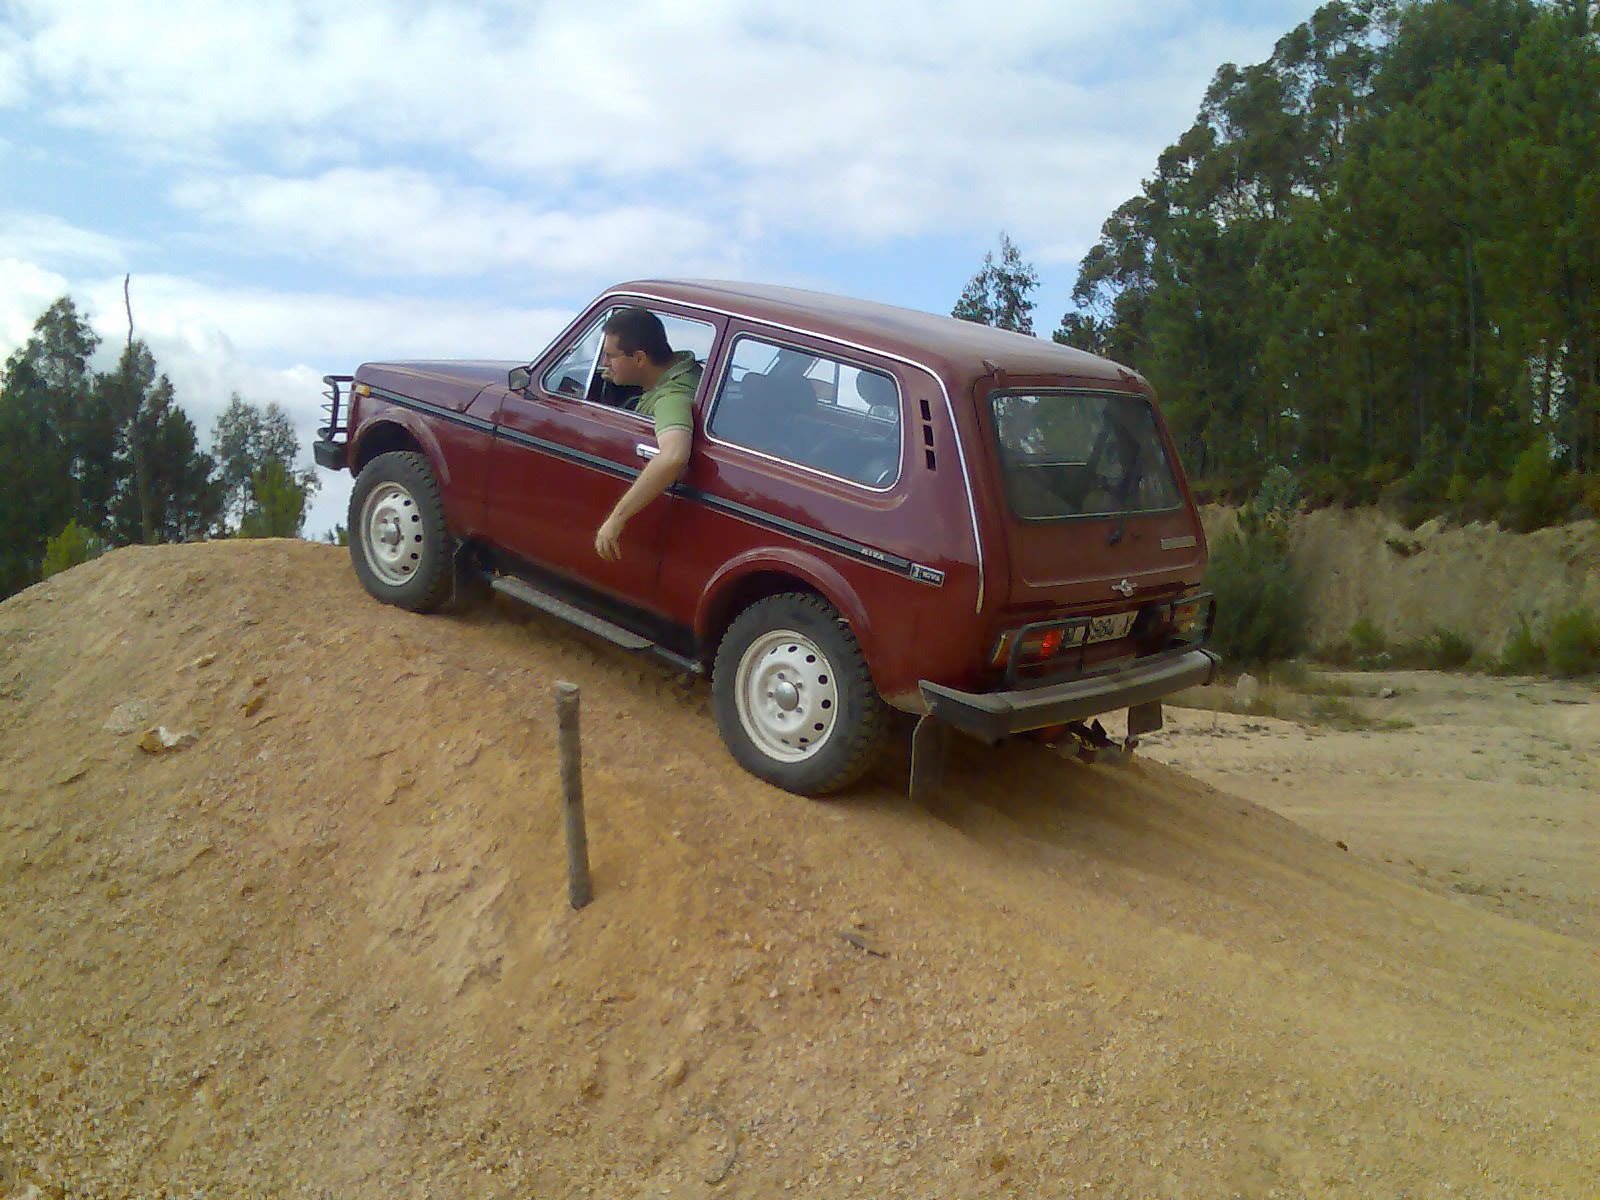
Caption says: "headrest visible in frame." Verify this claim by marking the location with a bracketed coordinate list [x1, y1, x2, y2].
[855, 370, 897, 408]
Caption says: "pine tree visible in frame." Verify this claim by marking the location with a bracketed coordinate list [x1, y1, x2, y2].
[104, 342, 224, 544]
[213, 394, 319, 537]
[0, 298, 100, 596]
[952, 233, 1040, 334]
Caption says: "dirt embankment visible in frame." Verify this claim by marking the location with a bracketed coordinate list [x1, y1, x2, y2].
[1, 540, 1596, 1199]
[1205, 505, 1600, 654]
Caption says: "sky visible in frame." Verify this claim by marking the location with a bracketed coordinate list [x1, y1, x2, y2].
[0, 0, 1326, 539]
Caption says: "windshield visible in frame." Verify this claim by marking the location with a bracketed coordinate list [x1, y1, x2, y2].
[990, 390, 1183, 520]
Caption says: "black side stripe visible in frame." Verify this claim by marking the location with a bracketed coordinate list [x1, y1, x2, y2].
[679, 487, 943, 584]
[367, 386, 945, 587]
[369, 386, 496, 435]
[495, 425, 635, 481]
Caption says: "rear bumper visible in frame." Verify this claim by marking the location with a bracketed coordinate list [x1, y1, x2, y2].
[313, 439, 347, 471]
[919, 647, 1221, 744]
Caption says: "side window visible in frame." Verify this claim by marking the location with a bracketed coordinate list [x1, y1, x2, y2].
[541, 317, 606, 398]
[539, 307, 717, 410]
[707, 336, 902, 488]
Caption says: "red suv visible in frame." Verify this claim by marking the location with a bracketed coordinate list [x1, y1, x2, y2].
[315, 280, 1217, 798]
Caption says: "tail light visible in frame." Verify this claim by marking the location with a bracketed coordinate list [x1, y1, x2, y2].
[1169, 592, 1214, 644]
[990, 592, 1212, 674]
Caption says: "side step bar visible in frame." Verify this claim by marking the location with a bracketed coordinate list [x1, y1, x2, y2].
[487, 574, 702, 674]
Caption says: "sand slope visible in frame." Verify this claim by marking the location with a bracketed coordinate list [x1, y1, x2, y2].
[1, 540, 1595, 1198]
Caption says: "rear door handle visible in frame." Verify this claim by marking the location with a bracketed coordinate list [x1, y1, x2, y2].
[635, 443, 659, 461]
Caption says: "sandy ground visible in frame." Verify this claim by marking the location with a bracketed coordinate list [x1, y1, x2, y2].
[1144, 671, 1600, 945]
[1, 539, 1597, 1199]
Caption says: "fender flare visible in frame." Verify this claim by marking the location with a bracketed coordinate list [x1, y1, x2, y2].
[695, 548, 879, 676]
[350, 410, 454, 491]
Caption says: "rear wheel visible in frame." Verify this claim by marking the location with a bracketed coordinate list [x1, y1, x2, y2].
[712, 593, 887, 796]
[349, 451, 453, 612]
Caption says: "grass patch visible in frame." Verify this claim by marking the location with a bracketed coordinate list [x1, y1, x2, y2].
[1318, 621, 1475, 671]
[1267, 660, 1357, 697]
[1317, 616, 1387, 668]
[1305, 696, 1413, 732]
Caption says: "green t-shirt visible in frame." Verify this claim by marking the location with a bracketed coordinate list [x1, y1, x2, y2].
[634, 351, 701, 436]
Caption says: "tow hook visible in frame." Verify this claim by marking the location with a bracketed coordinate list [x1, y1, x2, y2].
[1057, 719, 1133, 765]
[1054, 701, 1164, 766]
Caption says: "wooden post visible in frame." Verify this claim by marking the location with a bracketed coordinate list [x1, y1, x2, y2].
[555, 682, 592, 909]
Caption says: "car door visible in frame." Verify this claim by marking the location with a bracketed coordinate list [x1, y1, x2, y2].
[482, 303, 718, 608]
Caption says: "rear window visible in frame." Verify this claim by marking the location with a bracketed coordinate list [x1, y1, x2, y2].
[991, 390, 1183, 520]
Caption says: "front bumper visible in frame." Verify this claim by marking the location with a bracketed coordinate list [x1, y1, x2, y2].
[313, 439, 347, 470]
[919, 646, 1221, 744]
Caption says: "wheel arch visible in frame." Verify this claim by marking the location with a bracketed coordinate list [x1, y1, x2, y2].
[350, 415, 450, 487]
[694, 552, 880, 685]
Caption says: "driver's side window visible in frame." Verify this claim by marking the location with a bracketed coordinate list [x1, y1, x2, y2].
[540, 307, 717, 411]
[540, 316, 609, 401]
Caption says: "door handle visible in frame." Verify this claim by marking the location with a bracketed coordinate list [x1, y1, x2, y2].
[635, 443, 659, 461]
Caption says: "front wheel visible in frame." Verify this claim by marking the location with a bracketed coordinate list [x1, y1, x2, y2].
[712, 593, 887, 796]
[348, 450, 453, 612]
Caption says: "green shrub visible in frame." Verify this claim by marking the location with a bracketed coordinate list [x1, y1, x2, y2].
[1299, 466, 1342, 509]
[1544, 608, 1600, 678]
[1254, 465, 1302, 521]
[1496, 618, 1544, 675]
[1205, 474, 1307, 669]
[1503, 440, 1562, 532]
[41, 519, 104, 579]
[1317, 618, 1380, 668]
[1347, 615, 1387, 663]
[1444, 473, 1503, 524]
[1426, 628, 1475, 670]
[1383, 628, 1474, 670]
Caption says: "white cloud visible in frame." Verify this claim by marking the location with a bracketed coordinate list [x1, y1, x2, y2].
[59, 272, 575, 382]
[0, 257, 74, 354]
[12, 0, 1323, 246]
[171, 168, 732, 280]
[0, 212, 132, 270]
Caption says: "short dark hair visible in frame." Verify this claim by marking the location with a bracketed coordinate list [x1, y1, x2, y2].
[602, 307, 673, 365]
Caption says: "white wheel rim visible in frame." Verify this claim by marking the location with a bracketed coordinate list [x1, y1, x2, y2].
[734, 629, 840, 763]
[360, 481, 423, 586]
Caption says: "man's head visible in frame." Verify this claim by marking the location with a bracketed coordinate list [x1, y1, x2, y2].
[601, 308, 673, 387]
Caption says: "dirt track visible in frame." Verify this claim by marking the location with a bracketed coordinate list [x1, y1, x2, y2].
[1, 540, 1596, 1198]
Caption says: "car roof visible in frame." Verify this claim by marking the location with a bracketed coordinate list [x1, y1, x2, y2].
[612, 278, 1140, 388]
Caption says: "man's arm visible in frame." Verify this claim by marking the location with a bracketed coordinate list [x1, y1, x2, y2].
[594, 426, 691, 561]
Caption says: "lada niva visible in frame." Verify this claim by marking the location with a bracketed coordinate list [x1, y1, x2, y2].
[314, 279, 1219, 798]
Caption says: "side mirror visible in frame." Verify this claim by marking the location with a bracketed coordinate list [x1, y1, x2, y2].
[507, 365, 533, 392]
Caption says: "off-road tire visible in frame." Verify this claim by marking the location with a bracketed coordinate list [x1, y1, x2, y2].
[349, 451, 453, 613]
[712, 593, 887, 796]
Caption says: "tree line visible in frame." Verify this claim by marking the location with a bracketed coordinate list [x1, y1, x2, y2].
[958, 0, 1599, 529]
[0, 295, 319, 600]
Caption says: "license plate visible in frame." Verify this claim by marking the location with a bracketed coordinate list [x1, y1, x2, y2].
[1083, 611, 1137, 645]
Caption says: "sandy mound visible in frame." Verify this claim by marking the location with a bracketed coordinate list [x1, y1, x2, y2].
[1205, 505, 1600, 653]
[2, 541, 1595, 1198]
